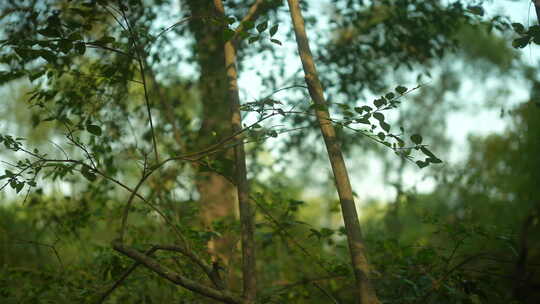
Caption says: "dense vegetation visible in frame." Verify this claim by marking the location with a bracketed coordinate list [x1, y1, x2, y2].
[1, 0, 539, 303]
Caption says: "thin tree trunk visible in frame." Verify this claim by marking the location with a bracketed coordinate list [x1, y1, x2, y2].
[285, 1, 380, 303]
[213, 1, 257, 301]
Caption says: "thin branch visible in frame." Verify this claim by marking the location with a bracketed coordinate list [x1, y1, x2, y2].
[118, 4, 159, 163]
[97, 246, 158, 304]
[234, 0, 264, 35]
[112, 241, 242, 304]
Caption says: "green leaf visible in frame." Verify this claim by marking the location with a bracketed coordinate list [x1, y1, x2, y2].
[81, 166, 97, 182]
[355, 118, 370, 124]
[416, 160, 428, 169]
[395, 86, 408, 94]
[29, 70, 46, 82]
[242, 20, 255, 30]
[222, 28, 235, 41]
[15, 181, 24, 193]
[410, 134, 423, 145]
[420, 146, 436, 158]
[512, 37, 530, 49]
[39, 50, 57, 64]
[511, 23, 525, 34]
[59, 39, 73, 54]
[361, 105, 372, 112]
[427, 157, 443, 164]
[97, 36, 115, 44]
[75, 42, 86, 55]
[270, 39, 282, 46]
[256, 21, 268, 33]
[269, 24, 279, 37]
[380, 121, 391, 132]
[377, 132, 385, 141]
[373, 112, 384, 121]
[38, 27, 60, 38]
[374, 97, 386, 108]
[248, 36, 260, 44]
[68, 32, 83, 41]
[467, 5, 484, 16]
[385, 92, 395, 100]
[86, 124, 102, 136]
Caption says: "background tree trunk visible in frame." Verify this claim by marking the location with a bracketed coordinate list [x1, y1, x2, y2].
[184, 0, 238, 276]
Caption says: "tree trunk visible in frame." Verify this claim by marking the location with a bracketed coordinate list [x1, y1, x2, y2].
[212, 1, 257, 302]
[286, 1, 380, 303]
[184, 0, 238, 276]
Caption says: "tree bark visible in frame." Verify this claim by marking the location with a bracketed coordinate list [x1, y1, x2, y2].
[211, 1, 257, 301]
[185, 0, 238, 271]
[285, 1, 380, 303]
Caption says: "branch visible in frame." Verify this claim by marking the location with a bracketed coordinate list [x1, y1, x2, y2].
[234, 0, 264, 35]
[118, 4, 159, 163]
[112, 241, 242, 304]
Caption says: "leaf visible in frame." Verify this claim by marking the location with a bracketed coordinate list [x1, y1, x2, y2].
[222, 28, 235, 41]
[75, 42, 86, 55]
[38, 27, 60, 38]
[39, 50, 57, 64]
[269, 24, 279, 37]
[355, 118, 370, 124]
[81, 166, 97, 182]
[242, 20, 255, 30]
[416, 160, 428, 169]
[410, 134, 423, 145]
[511, 23, 525, 34]
[374, 97, 386, 108]
[373, 112, 384, 121]
[59, 39, 73, 54]
[427, 157, 443, 164]
[248, 36, 260, 44]
[420, 146, 437, 158]
[385, 92, 395, 100]
[68, 32, 83, 41]
[256, 21, 268, 33]
[15, 181, 24, 193]
[395, 86, 408, 94]
[86, 124, 102, 136]
[467, 5, 484, 16]
[377, 132, 385, 141]
[380, 121, 391, 132]
[361, 105, 372, 112]
[97, 36, 115, 44]
[270, 39, 282, 46]
[29, 70, 46, 82]
[512, 37, 530, 49]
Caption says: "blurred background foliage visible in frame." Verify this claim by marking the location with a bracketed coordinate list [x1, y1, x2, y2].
[1, 0, 539, 303]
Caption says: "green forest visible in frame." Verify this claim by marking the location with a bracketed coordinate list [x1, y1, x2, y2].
[0, 0, 539, 303]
